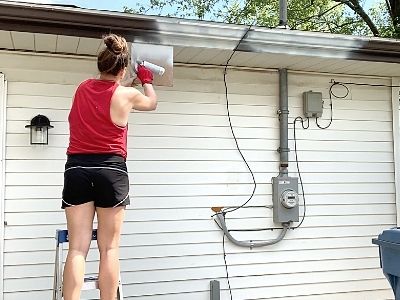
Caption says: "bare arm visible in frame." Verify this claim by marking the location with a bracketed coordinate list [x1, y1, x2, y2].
[130, 83, 157, 111]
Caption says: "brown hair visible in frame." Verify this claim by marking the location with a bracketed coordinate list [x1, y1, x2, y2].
[97, 34, 129, 76]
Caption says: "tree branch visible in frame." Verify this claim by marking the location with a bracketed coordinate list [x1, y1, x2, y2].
[292, 2, 343, 29]
[332, 19, 363, 29]
[332, 0, 380, 36]
[386, 0, 400, 28]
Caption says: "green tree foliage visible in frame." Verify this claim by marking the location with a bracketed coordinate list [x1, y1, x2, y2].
[125, 0, 221, 19]
[124, 0, 400, 38]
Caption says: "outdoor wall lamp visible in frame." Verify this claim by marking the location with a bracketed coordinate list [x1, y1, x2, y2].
[25, 114, 54, 145]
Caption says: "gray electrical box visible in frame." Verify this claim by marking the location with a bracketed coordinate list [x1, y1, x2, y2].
[303, 91, 323, 118]
[272, 176, 299, 223]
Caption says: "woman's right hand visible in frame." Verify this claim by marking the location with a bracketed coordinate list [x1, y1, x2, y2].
[136, 65, 153, 85]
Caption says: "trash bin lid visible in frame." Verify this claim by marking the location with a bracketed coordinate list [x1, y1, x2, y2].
[377, 227, 400, 244]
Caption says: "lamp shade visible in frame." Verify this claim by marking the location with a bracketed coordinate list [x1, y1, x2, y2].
[25, 115, 54, 129]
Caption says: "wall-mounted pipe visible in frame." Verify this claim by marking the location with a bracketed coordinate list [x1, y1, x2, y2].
[215, 213, 289, 248]
[279, 0, 288, 28]
[210, 280, 220, 300]
[278, 68, 289, 176]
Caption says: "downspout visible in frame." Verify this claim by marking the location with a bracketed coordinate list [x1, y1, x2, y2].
[213, 69, 291, 248]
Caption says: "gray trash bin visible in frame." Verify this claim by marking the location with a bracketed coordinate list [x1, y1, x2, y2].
[372, 227, 400, 300]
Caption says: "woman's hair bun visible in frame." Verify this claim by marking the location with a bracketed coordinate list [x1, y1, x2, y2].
[98, 34, 129, 75]
[103, 34, 128, 55]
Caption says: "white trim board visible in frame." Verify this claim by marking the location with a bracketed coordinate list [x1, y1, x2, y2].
[391, 77, 400, 226]
[0, 72, 6, 300]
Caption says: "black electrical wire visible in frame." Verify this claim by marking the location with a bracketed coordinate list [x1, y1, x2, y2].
[218, 20, 257, 300]
[221, 22, 257, 215]
[331, 79, 400, 88]
[315, 81, 350, 129]
[315, 101, 332, 129]
[228, 226, 286, 232]
[291, 116, 309, 229]
[222, 234, 233, 300]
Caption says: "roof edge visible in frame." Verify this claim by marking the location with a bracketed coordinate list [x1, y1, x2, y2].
[1, 1, 400, 63]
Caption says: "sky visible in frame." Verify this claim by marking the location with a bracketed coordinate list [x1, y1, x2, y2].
[12, 0, 378, 13]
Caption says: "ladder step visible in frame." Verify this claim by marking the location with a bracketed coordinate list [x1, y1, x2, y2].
[82, 276, 99, 290]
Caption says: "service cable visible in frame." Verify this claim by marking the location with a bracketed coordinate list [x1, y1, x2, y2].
[220, 21, 257, 215]
[291, 116, 309, 229]
[331, 79, 400, 88]
[222, 234, 233, 300]
[217, 18, 257, 300]
[315, 81, 349, 129]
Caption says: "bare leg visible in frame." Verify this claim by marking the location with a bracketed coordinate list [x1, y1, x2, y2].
[63, 202, 95, 300]
[96, 206, 125, 300]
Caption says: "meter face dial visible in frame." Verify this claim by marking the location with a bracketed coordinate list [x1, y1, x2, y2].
[280, 190, 299, 208]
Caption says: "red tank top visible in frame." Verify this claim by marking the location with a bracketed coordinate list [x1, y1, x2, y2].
[67, 79, 128, 159]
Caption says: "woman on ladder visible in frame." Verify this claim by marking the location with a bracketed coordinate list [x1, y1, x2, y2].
[61, 33, 157, 300]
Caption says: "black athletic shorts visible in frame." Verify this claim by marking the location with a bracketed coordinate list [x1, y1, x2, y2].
[62, 154, 130, 209]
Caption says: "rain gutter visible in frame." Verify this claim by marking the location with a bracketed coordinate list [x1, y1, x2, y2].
[1, 1, 400, 63]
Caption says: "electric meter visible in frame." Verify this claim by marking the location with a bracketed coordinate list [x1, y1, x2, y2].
[272, 176, 299, 223]
[280, 189, 299, 209]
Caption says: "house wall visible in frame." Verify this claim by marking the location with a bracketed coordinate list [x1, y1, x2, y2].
[0, 51, 395, 299]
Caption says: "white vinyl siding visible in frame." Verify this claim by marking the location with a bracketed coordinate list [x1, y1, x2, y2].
[0, 51, 395, 299]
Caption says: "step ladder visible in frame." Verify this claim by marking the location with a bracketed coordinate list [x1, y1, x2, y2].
[53, 229, 123, 300]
